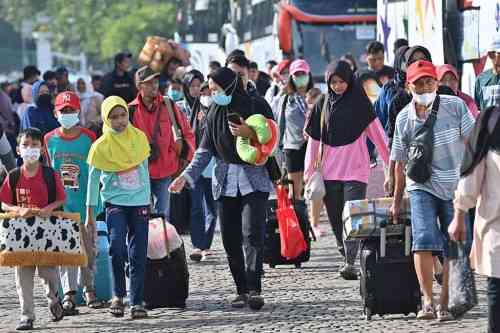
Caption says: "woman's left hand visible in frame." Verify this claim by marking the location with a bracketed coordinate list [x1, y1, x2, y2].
[229, 117, 256, 140]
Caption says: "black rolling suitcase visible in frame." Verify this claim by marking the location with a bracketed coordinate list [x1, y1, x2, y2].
[144, 216, 189, 309]
[360, 220, 421, 320]
[263, 182, 314, 268]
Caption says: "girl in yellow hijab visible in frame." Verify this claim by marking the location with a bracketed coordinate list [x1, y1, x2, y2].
[88, 95, 150, 171]
[85, 96, 151, 319]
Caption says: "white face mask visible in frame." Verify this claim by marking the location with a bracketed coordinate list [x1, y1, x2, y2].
[200, 95, 213, 108]
[20, 147, 41, 163]
[412, 91, 437, 106]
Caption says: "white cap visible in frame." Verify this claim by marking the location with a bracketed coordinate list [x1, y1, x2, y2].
[487, 34, 500, 53]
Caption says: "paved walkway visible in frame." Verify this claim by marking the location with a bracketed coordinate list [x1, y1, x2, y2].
[0, 229, 489, 333]
[0, 163, 489, 332]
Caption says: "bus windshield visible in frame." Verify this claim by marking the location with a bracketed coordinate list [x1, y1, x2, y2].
[290, 0, 377, 16]
[296, 23, 376, 79]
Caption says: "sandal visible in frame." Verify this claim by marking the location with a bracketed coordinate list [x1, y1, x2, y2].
[436, 304, 453, 322]
[417, 303, 435, 320]
[49, 300, 64, 322]
[130, 305, 148, 320]
[84, 292, 106, 309]
[109, 298, 125, 318]
[62, 295, 79, 316]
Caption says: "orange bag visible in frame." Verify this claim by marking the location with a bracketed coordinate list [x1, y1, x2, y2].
[276, 185, 307, 260]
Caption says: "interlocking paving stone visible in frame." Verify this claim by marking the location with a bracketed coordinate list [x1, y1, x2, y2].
[0, 229, 489, 332]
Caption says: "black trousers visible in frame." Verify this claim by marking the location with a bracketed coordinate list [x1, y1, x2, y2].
[489, 277, 500, 333]
[323, 180, 367, 264]
[219, 191, 268, 295]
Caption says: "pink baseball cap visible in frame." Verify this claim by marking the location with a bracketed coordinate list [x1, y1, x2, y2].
[437, 64, 458, 81]
[289, 59, 311, 76]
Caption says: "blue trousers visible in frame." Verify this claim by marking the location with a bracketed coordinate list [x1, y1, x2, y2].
[190, 177, 217, 250]
[106, 204, 149, 306]
[150, 177, 173, 220]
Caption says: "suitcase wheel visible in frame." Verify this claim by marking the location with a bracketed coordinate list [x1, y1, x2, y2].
[294, 263, 302, 269]
[269, 264, 276, 269]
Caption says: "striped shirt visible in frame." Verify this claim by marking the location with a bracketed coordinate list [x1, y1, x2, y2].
[390, 95, 475, 200]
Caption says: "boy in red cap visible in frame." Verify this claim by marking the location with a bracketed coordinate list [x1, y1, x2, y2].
[390, 60, 475, 321]
[45, 91, 103, 314]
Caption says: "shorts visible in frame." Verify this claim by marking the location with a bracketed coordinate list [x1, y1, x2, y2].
[409, 190, 454, 257]
[284, 144, 307, 173]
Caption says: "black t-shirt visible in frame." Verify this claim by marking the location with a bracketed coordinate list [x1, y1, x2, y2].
[102, 69, 137, 103]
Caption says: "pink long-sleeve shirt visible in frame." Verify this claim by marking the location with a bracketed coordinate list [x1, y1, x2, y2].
[304, 119, 389, 184]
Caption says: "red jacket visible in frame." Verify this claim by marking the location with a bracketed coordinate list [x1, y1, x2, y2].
[130, 94, 195, 179]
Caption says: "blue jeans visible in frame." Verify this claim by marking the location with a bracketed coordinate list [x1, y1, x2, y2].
[190, 177, 217, 250]
[409, 190, 454, 257]
[151, 177, 172, 219]
[106, 204, 149, 306]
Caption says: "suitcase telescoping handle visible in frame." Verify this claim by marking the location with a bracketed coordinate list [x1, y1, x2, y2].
[404, 219, 411, 256]
[380, 219, 412, 258]
[380, 221, 387, 258]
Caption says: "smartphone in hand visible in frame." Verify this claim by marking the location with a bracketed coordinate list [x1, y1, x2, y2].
[227, 113, 242, 125]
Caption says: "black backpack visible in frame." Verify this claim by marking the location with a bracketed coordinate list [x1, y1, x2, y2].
[8, 166, 57, 205]
[406, 95, 440, 184]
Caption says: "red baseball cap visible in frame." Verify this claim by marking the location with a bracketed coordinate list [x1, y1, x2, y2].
[436, 64, 458, 81]
[276, 59, 291, 74]
[55, 91, 80, 112]
[406, 60, 437, 84]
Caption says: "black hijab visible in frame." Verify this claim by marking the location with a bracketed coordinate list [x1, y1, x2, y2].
[183, 70, 205, 145]
[404, 46, 432, 71]
[183, 69, 204, 109]
[306, 61, 376, 147]
[202, 67, 273, 164]
[393, 45, 410, 87]
[461, 106, 500, 176]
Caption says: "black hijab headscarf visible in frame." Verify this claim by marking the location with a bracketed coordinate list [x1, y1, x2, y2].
[183, 69, 204, 109]
[461, 106, 500, 176]
[393, 45, 410, 88]
[202, 67, 273, 164]
[306, 61, 376, 147]
[183, 70, 205, 145]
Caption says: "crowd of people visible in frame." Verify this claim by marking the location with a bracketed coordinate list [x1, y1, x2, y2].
[0, 34, 499, 332]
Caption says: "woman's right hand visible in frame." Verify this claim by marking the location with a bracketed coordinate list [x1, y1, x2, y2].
[169, 176, 187, 193]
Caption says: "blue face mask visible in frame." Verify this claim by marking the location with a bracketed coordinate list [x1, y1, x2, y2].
[212, 91, 232, 106]
[168, 89, 183, 102]
[57, 113, 80, 129]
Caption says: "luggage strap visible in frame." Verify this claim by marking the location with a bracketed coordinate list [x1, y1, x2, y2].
[160, 217, 171, 259]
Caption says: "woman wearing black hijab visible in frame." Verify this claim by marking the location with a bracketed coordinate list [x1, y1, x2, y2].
[304, 61, 390, 280]
[179, 70, 218, 262]
[170, 67, 274, 310]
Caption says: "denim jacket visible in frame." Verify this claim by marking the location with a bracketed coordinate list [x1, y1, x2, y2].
[182, 148, 273, 200]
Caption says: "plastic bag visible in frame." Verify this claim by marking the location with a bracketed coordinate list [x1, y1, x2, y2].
[276, 185, 307, 260]
[448, 241, 478, 318]
[147, 218, 183, 260]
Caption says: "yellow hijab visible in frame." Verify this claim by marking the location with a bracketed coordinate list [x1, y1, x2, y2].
[87, 96, 150, 172]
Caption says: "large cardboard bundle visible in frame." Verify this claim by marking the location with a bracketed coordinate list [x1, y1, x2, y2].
[138, 36, 190, 72]
[343, 197, 411, 239]
[0, 212, 87, 267]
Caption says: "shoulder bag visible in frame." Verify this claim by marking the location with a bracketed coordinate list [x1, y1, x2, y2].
[406, 95, 440, 184]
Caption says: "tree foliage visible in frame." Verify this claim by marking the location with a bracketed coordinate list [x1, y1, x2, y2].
[0, 0, 176, 66]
